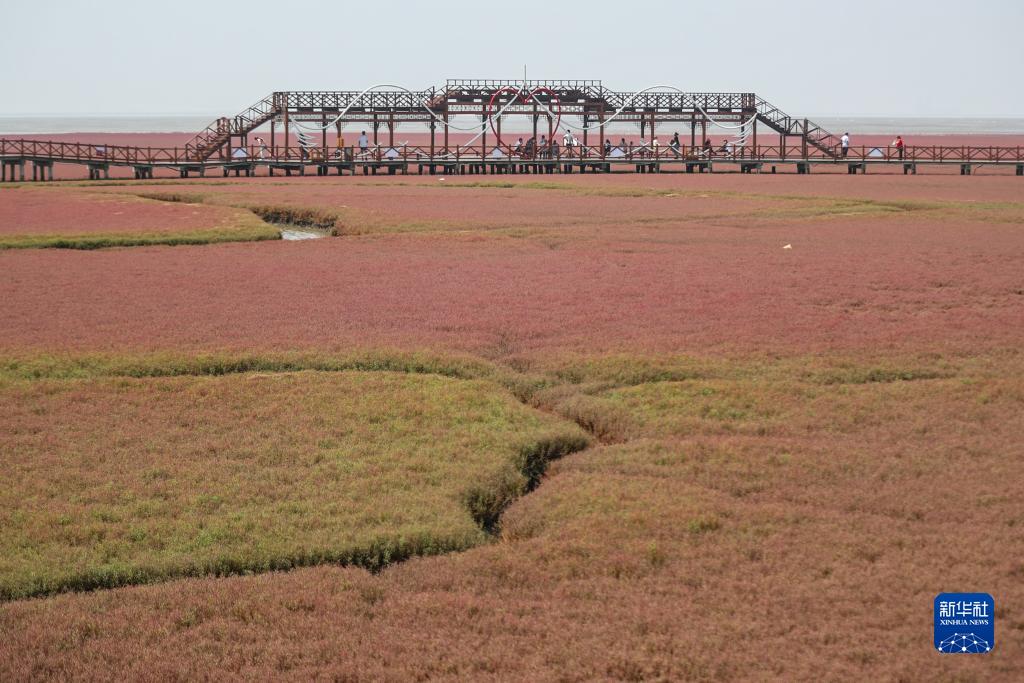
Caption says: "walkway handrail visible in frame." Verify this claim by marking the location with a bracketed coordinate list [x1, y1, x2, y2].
[2, 138, 1023, 166]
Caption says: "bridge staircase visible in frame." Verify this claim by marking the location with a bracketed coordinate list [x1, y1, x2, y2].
[754, 96, 842, 157]
[184, 94, 279, 161]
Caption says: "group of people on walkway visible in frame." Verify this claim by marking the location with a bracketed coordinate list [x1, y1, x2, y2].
[840, 132, 905, 159]
[510, 129, 586, 159]
[245, 128, 910, 162]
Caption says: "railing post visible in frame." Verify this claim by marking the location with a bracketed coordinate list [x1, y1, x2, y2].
[429, 120, 435, 166]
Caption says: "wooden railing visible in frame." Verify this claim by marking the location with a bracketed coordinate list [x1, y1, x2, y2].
[0, 139, 186, 164]
[183, 94, 278, 160]
[248, 143, 1024, 164]
[2, 139, 1022, 166]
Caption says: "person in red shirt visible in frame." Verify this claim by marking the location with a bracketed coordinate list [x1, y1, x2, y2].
[893, 135, 905, 161]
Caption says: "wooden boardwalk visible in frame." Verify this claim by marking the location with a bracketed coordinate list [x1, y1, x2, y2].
[4, 81, 1023, 180]
[2, 138, 1022, 181]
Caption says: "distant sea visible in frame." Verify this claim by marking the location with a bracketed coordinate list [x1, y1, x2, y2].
[0, 116, 216, 135]
[2, 115, 1024, 136]
[813, 117, 1024, 135]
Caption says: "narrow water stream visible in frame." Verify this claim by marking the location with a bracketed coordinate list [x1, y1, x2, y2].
[280, 229, 329, 241]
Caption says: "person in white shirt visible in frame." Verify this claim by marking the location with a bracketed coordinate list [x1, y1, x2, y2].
[841, 132, 850, 158]
[358, 131, 369, 156]
[562, 130, 572, 158]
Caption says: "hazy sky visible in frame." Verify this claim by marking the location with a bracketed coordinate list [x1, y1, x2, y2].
[3, 0, 1022, 117]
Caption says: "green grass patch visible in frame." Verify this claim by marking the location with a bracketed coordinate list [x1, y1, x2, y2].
[0, 349, 571, 433]
[248, 205, 339, 232]
[0, 224, 281, 250]
[439, 181, 686, 198]
[526, 352, 971, 388]
[134, 191, 210, 204]
[0, 188, 288, 249]
[594, 370, 1011, 439]
[0, 370, 587, 600]
[0, 349, 556, 399]
[519, 351, 1003, 440]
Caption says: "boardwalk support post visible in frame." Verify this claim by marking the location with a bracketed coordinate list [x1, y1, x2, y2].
[33, 161, 53, 181]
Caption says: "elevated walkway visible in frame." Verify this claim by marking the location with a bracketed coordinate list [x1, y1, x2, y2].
[2, 81, 1021, 179]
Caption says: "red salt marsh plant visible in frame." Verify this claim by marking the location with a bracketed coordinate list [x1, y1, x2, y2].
[146, 180, 787, 236]
[2, 182, 1024, 356]
[0, 370, 587, 599]
[0, 172, 1023, 678]
[2, 350, 1021, 681]
[0, 186, 278, 248]
[119, 178, 954, 239]
[93, 172, 1024, 232]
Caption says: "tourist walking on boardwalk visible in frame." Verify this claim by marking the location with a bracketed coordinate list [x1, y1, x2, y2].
[893, 135, 905, 161]
[255, 136, 267, 159]
[604, 139, 612, 156]
[702, 137, 713, 157]
[358, 130, 369, 157]
[512, 137, 523, 155]
[563, 129, 575, 158]
[670, 132, 681, 158]
[539, 135, 548, 158]
[841, 132, 850, 158]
